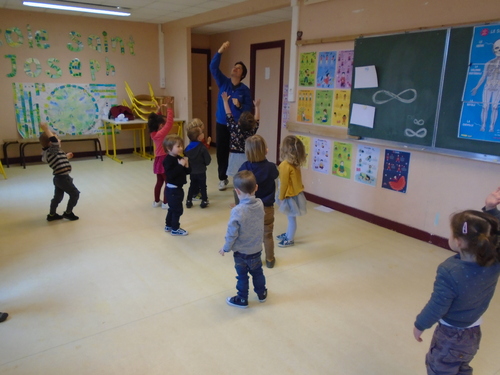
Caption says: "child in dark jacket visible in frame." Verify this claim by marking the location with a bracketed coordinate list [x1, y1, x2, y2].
[162, 135, 191, 236]
[185, 123, 211, 209]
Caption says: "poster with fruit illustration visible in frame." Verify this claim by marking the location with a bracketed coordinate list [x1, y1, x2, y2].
[312, 138, 331, 174]
[382, 149, 411, 193]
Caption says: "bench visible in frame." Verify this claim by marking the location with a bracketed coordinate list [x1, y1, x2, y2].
[3, 135, 103, 169]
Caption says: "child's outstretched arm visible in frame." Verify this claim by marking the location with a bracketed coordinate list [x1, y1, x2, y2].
[221, 92, 232, 116]
[485, 187, 500, 210]
[254, 99, 261, 121]
[40, 122, 53, 138]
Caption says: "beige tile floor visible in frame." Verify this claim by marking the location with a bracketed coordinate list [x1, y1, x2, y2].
[0, 151, 499, 375]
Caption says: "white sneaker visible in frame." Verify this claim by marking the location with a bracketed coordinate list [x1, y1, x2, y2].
[152, 201, 161, 208]
[218, 179, 228, 191]
[162, 202, 169, 209]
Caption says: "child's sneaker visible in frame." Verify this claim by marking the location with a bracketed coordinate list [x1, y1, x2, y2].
[218, 179, 229, 191]
[171, 228, 188, 236]
[192, 193, 202, 201]
[278, 238, 294, 248]
[226, 296, 248, 308]
[200, 200, 209, 209]
[161, 202, 169, 209]
[47, 213, 63, 221]
[164, 226, 172, 232]
[63, 212, 79, 221]
[276, 233, 287, 241]
[257, 290, 267, 303]
[152, 201, 161, 208]
[186, 200, 193, 208]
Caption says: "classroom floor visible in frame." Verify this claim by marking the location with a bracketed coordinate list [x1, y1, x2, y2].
[0, 150, 499, 375]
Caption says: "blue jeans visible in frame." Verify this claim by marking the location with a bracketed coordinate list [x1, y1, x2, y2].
[425, 323, 481, 375]
[233, 251, 266, 299]
[165, 187, 184, 230]
[50, 174, 80, 214]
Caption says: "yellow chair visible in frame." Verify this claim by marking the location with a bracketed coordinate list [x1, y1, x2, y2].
[0, 160, 7, 179]
[124, 82, 159, 121]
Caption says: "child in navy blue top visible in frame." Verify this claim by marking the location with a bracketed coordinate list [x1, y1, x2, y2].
[414, 210, 500, 375]
[239, 135, 279, 268]
[162, 135, 190, 236]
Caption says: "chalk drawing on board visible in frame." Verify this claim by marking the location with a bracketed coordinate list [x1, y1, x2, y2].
[372, 89, 417, 105]
[404, 117, 427, 138]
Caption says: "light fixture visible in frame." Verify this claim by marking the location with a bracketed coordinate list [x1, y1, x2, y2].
[23, 0, 131, 17]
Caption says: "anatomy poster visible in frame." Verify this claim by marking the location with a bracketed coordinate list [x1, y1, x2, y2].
[297, 90, 314, 123]
[296, 135, 311, 169]
[354, 145, 380, 187]
[333, 89, 351, 127]
[335, 50, 354, 89]
[332, 142, 353, 179]
[316, 51, 336, 89]
[312, 138, 331, 174]
[13, 83, 117, 138]
[459, 25, 500, 142]
[314, 90, 333, 125]
[299, 52, 316, 87]
[382, 149, 411, 193]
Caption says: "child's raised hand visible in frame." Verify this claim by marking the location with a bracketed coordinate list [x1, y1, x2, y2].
[221, 92, 230, 102]
[485, 187, 500, 210]
[40, 122, 49, 131]
[66, 152, 74, 159]
[253, 99, 261, 107]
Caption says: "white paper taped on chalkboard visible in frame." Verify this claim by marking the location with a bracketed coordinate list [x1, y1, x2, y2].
[354, 65, 378, 89]
[351, 103, 375, 128]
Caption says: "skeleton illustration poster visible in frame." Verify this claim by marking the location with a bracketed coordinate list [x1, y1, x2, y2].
[312, 138, 331, 174]
[299, 52, 316, 87]
[297, 90, 314, 123]
[382, 149, 411, 194]
[355, 145, 380, 187]
[13, 83, 117, 138]
[314, 90, 333, 125]
[459, 25, 500, 142]
[316, 51, 336, 89]
[332, 142, 352, 179]
[296, 135, 311, 169]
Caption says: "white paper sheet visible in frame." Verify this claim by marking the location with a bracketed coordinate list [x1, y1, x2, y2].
[354, 65, 378, 89]
[350, 103, 376, 128]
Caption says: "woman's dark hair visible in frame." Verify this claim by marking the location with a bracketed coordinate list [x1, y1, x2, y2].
[148, 112, 165, 133]
[450, 210, 500, 267]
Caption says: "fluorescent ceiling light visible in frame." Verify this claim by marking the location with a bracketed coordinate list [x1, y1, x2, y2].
[23, 1, 131, 17]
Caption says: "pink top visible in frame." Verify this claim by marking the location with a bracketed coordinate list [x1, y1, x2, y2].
[150, 108, 174, 157]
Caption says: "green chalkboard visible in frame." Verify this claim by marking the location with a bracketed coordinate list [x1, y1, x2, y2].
[435, 27, 500, 157]
[349, 30, 447, 146]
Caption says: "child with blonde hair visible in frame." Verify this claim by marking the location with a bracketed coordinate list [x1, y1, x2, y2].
[414, 210, 500, 375]
[148, 97, 174, 209]
[239, 135, 279, 268]
[276, 135, 307, 247]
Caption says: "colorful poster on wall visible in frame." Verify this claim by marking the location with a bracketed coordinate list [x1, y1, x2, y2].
[316, 51, 337, 89]
[382, 149, 411, 193]
[336, 50, 354, 89]
[13, 83, 117, 138]
[354, 145, 380, 186]
[332, 142, 352, 179]
[282, 84, 290, 127]
[312, 137, 331, 174]
[333, 89, 351, 127]
[297, 90, 314, 123]
[459, 25, 500, 142]
[296, 135, 311, 169]
[314, 90, 333, 125]
[299, 52, 316, 87]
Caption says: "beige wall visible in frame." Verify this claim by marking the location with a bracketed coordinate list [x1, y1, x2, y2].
[286, 0, 500, 238]
[0, 9, 162, 157]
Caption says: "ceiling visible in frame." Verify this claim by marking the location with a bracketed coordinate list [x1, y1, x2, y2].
[0, 0, 292, 35]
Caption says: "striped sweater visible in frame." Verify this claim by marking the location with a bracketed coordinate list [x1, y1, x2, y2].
[41, 137, 72, 175]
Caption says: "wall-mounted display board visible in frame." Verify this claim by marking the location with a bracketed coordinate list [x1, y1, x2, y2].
[348, 24, 500, 158]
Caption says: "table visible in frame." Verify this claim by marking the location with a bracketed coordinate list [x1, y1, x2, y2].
[101, 119, 150, 164]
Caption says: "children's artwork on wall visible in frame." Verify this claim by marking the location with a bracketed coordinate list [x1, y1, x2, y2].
[354, 145, 380, 186]
[13, 83, 117, 138]
[314, 90, 333, 125]
[312, 137, 331, 174]
[382, 149, 411, 193]
[297, 90, 314, 123]
[333, 89, 351, 127]
[282, 84, 290, 127]
[316, 51, 337, 89]
[459, 25, 500, 142]
[336, 50, 354, 89]
[299, 52, 316, 87]
[332, 142, 352, 178]
[296, 135, 311, 169]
